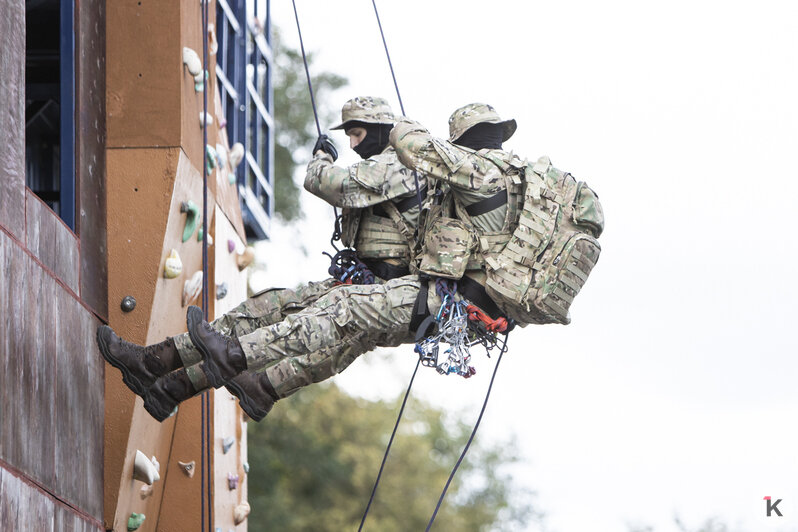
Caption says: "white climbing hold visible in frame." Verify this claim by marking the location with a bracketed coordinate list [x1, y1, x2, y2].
[236, 247, 255, 271]
[234, 502, 251, 525]
[133, 450, 160, 485]
[228, 143, 244, 170]
[182, 47, 202, 77]
[223, 436, 235, 454]
[200, 112, 213, 128]
[216, 143, 227, 169]
[164, 249, 182, 279]
[178, 460, 196, 478]
[182, 270, 203, 307]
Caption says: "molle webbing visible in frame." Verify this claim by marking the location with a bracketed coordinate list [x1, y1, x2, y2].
[355, 212, 411, 259]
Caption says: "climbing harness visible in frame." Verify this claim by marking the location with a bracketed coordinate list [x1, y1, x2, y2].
[324, 248, 375, 285]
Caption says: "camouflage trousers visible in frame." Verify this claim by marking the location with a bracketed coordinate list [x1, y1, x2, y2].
[173, 279, 337, 389]
[239, 275, 429, 398]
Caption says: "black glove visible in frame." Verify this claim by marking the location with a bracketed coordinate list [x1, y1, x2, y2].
[313, 134, 338, 161]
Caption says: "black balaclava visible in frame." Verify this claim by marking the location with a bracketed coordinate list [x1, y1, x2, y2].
[452, 121, 504, 150]
[348, 121, 394, 159]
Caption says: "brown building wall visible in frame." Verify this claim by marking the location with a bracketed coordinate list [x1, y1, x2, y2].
[0, 0, 107, 529]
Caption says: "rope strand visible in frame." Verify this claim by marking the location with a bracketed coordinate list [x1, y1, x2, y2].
[425, 332, 511, 531]
[358, 357, 421, 531]
[291, 0, 321, 136]
[371, 0, 405, 115]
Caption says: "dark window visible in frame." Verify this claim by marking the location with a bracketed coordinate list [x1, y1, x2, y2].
[25, 0, 75, 230]
[216, 0, 274, 240]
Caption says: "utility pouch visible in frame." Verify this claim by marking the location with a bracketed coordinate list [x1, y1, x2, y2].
[418, 216, 475, 279]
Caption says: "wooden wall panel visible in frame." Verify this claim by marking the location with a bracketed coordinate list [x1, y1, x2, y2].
[77, 0, 108, 318]
[0, 236, 27, 469]
[55, 290, 105, 521]
[20, 257, 57, 489]
[107, 0, 181, 148]
[0, 233, 5, 461]
[0, 0, 25, 239]
[54, 504, 103, 532]
[26, 191, 81, 294]
[0, 468, 56, 530]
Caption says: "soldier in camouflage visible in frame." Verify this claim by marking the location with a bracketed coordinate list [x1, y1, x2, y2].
[390, 103, 603, 326]
[97, 96, 430, 422]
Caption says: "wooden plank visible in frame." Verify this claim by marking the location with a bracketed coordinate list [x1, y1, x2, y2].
[0, 235, 5, 461]
[0, 467, 56, 530]
[77, 0, 108, 318]
[1, 238, 26, 469]
[0, 0, 25, 239]
[27, 190, 80, 293]
[55, 289, 104, 520]
[55, 504, 103, 532]
[22, 255, 57, 489]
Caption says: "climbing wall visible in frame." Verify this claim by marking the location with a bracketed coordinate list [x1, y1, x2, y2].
[104, 0, 253, 530]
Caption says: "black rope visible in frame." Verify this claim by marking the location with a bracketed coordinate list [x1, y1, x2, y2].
[200, 0, 211, 529]
[358, 357, 421, 531]
[371, 0, 404, 116]
[425, 332, 511, 531]
[370, 0, 424, 231]
[291, 0, 321, 137]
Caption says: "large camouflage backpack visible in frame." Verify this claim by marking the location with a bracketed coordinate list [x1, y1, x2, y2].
[479, 155, 604, 325]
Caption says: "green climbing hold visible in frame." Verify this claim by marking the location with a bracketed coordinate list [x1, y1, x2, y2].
[128, 512, 145, 531]
[180, 200, 199, 242]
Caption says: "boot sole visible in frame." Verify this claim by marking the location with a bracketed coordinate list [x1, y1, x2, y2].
[224, 380, 268, 422]
[186, 306, 226, 389]
[142, 395, 172, 422]
[96, 326, 148, 397]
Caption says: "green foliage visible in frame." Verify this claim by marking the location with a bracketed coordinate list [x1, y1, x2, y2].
[247, 382, 537, 531]
[272, 29, 347, 221]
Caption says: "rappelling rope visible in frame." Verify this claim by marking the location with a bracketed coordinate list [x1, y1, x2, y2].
[425, 332, 510, 531]
[291, 0, 347, 253]
[200, 0, 212, 530]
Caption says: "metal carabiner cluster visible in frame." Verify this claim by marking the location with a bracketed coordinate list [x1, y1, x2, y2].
[415, 297, 476, 378]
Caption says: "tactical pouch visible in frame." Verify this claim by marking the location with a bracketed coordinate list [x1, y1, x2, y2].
[572, 182, 604, 238]
[418, 216, 475, 279]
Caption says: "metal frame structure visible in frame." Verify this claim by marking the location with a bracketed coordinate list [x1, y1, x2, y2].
[60, 0, 76, 230]
[216, 0, 274, 240]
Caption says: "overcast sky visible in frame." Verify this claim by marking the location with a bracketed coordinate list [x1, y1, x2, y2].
[253, 1, 798, 530]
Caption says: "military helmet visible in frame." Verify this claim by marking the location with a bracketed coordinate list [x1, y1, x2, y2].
[331, 96, 396, 131]
[448, 103, 517, 143]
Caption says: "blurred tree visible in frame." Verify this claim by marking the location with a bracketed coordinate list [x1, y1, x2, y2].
[248, 382, 539, 531]
[272, 28, 347, 221]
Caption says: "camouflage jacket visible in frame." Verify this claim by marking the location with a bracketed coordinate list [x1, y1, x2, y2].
[389, 121, 514, 235]
[304, 147, 427, 263]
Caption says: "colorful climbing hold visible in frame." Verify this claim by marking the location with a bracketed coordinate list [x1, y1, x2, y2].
[182, 47, 201, 76]
[182, 271, 203, 308]
[227, 239, 236, 253]
[133, 450, 160, 485]
[229, 143, 244, 170]
[178, 460, 195, 478]
[222, 436, 235, 454]
[227, 473, 239, 490]
[163, 249, 183, 279]
[234, 502, 251, 525]
[127, 513, 145, 531]
[216, 282, 228, 300]
[180, 201, 199, 242]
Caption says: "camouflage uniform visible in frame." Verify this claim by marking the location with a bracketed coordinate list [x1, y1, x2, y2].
[177, 97, 427, 393]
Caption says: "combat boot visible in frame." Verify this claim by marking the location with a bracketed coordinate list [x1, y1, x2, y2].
[225, 371, 280, 422]
[142, 369, 196, 422]
[186, 306, 247, 388]
[97, 325, 181, 397]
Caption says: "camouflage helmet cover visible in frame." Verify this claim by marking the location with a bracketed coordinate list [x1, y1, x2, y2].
[448, 102, 517, 143]
[331, 96, 396, 130]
